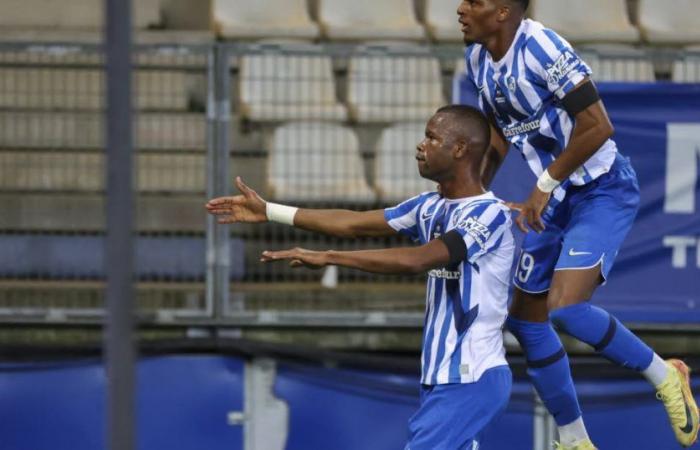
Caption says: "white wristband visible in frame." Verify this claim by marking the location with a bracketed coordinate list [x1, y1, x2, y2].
[536, 169, 560, 193]
[266, 202, 298, 226]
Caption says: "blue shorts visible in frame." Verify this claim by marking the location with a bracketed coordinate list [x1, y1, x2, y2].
[513, 153, 640, 294]
[405, 366, 512, 450]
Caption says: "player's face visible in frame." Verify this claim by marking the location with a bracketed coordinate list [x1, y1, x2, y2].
[416, 114, 454, 182]
[457, 0, 502, 45]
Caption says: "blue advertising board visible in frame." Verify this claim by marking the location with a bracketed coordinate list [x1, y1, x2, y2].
[455, 81, 700, 323]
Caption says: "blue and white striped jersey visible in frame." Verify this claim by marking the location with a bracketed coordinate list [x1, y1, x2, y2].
[464, 19, 617, 193]
[385, 191, 515, 385]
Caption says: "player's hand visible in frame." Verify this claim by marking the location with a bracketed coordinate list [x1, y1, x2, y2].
[511, 187, 550, 233]
[260, 248, 328, 270]
[205, 177, 267, 224]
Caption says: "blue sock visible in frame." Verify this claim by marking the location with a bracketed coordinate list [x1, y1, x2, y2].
[506, 316, 582, 426]
[550, 303, 654, 371]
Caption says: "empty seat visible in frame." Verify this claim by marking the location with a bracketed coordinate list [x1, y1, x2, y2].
[375, 122, 435, 202]
[347, 50, 445, 123]
[267, 122, 375, 202]
[318, 0, 425, 41]
[530, 0, 639, 44]
[0, 0, 160, 30]
[638, 0, 700, 45]
[0, 151, 206, 193]
[672, 47, 700, 83]
[239, 49, 347, 122]
[0, 68, 191, 111]
[578, 45, 655, 82]
[425, 0, 464, 43]
[0, 112, 206, 150]
[213, 0, 319, 40]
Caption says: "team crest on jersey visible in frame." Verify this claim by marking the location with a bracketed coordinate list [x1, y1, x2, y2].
[507, 76, 517, 93]
[546, 50, 578, 85]
[456, 217, 491, 247]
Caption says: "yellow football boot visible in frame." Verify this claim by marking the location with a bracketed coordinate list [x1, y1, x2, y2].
[656, 359, 699, 448]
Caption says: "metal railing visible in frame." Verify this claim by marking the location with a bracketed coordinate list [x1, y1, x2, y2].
[1, 41, 698, 326]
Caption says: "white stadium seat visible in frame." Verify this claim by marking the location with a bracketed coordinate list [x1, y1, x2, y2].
[239, 48, 347, 122]
[0, 68, 190, 111]
[318, 0, 425, 41]
[375, 122, 435, 202]
[530, 0, 639, 44]
[267, 122, 376, 202]
[638, 0, 700, 45]
[0, 0, 160, 30]
[672, 46, 700, 83]
[425, 0, 464, 43]
[578, 45, 656, 82]
[213, 0, 319, 40]
[347, 50, 445, 123]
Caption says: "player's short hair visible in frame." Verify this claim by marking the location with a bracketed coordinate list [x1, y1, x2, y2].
[435, 105, 491, 154]
[510, 0, 529, 12]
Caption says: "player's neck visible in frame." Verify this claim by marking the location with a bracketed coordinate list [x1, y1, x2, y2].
[485, 20, 522, 62]
[439, 179, 485, 200]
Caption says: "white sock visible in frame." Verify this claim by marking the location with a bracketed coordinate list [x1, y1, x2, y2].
[643, 353, 669, 387]
[558, 417, 590, 446]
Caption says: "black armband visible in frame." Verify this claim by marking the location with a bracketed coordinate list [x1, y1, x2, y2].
[438, 230, 467, 266]
[561, 80, 600, 116]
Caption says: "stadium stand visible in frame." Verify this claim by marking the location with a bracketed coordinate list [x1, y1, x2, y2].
[266, 122, 376, 202]
[672, 47, 700, 82]
[0, 68, 191, 110]
[374, 122, 435, 202]
[0, 0, 160, 30]
[213, 0, 320, 40]
[347, 47, 445, 123]
[638, 0, 700, 46]
[424, 0, 464, 43]
[579, 45, 656, 82]
[317, 0, 425, 41]
[238, 45, 347, 122]
[530, 0, 640, 44]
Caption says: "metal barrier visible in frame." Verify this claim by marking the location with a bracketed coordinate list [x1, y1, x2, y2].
[1, 41, 698, 326]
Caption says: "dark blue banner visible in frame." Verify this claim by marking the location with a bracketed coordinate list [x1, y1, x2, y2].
[456, 82, 700, 323]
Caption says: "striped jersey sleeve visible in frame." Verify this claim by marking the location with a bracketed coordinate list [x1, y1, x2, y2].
[451, 201, 511, 264]
[524, 27, 592, 99]
[384, 192, 436, 242]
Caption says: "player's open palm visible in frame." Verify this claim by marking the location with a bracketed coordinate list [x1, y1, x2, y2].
[205, 176, 267, 224]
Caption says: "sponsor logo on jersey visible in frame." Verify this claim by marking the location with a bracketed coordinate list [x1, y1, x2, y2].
[546, 50, 578, 85]
[457, 217, 491, 247]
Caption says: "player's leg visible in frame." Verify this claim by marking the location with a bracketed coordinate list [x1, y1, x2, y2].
[547, 155, 699, 447]
[405, 366, 511, 450]
[508, 226, 594, 448]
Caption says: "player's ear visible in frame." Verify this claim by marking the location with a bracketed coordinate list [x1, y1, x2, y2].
[497, 4, 511, 22]
[453, 138, 469, 159]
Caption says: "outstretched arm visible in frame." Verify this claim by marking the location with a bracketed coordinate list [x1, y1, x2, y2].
[206, 177, 397, 238]
[261, 237, 452, 275]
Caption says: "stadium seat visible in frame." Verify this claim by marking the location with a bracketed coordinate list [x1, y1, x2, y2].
[578, 45, 656, 82]
[638, 0, 700, 45]
[0, 0, 160, 30]
[0, 112, 206, 150]
[239, 47, 347, 122]
[0, 151, 206, 193]
[267, 122, 376, 202]
[213, 0, 319, 40]
[530, 0, 640, 44]
[318, 0, 425, 41]
[0, 69, 191, 111]
[425, 0, 463, 43]
[672, 47, 700, 83]
[347, 48, 445, 123]
[375, 122, 435, 202]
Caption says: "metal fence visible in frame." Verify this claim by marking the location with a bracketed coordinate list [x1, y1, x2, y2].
[1, 41, 698, 327]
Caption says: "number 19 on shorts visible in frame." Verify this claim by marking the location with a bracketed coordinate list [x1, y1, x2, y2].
[517, 251, 535, 283]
